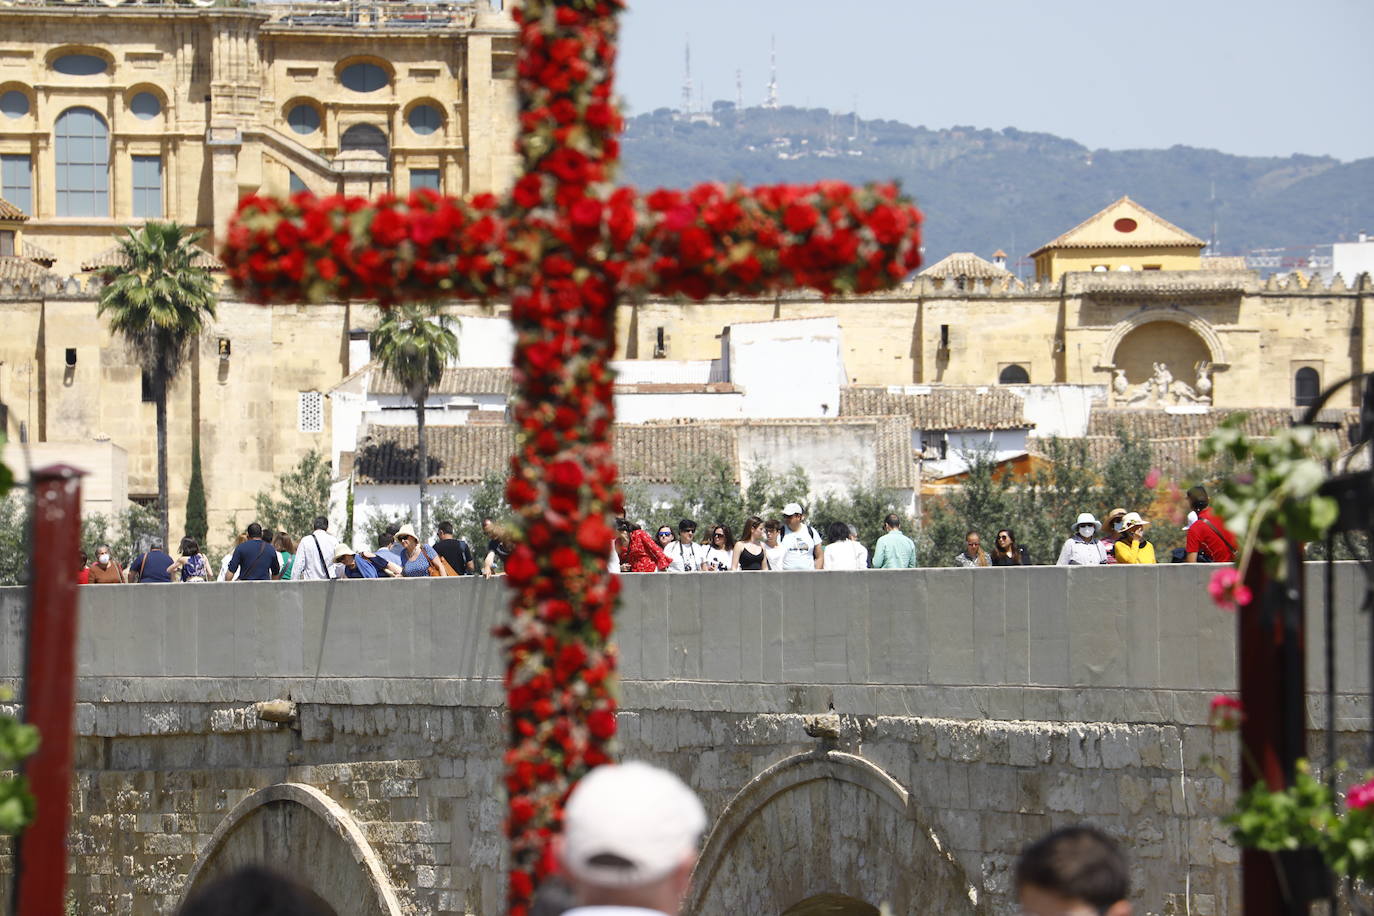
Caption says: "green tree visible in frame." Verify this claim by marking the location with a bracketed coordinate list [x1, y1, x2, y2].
[665, 454, 747, 532]
[81, 503, 160, 570]
[97, 222, 217, 546]
[184, 437, 207, 544]
[811, 479, 914, 555]
[252, 449, 332, 540]
[370, 305, 459, 538]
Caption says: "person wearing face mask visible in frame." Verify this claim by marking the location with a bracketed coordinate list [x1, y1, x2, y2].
[1057, 513, 1110, 566]
[87, 544, 126, 584]
[1100, 507, 1127, 564]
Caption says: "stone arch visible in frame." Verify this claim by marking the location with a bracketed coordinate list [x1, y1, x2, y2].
[1096, 307, 1228, 371]
[684, 751, 984, 916]
[182, 783, 403, 916]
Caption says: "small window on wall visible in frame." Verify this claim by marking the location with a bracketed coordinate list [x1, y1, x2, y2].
[0, 230, 13, 257]
[340, 62, 388, 93]
[1, 154, 33, 215]
[130, 92, 161, 120]
[998, 364, 1030, 385]
[298, 391, 324, 433]
[131, 155, 162, 218]
[408, 104, 442, 135]
[287, 103, 320, 135]
[140, 368, 155, 403]
[0, 90, 29, 119]
[410, 168, 440, 192]
[53, 54, 108, 77]
[1295, 367, 1321, 407]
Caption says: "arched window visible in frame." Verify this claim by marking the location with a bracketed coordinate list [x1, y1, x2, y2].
[1295, 367, 1321, 407]
[407, 104, 442, 135]
[340, 62, 388, 93]
[998, 364, 1030, 385]
[55, 106, 109, 217]
[129, 92, 161, 120]
[340, 123, 387, 158]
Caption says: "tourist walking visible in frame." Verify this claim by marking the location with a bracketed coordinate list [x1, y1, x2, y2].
[226, 524, 281, 581]
[954, 531, 990, 567]
[823, 521, 867, 570]
[990, 528, 1032, 566]
[617, 519, 672, 572]
[1057, 513, 1110, 566]
[394, 524, 450, 576]
[664, 518, 709, 572]
[871, 513, 916, 568]
[433, 521, 475, 575]
[170, 537, 210, 583]
[274, 532, 295, 581]
[762, 519, 787, 571]
[1112, 512, 1156, 564]
[292, 516, 339, 580]
[777, 504, 824, 570]
[1184, 485, 1237, 563]
[87, 544, 126, 584]
[128, 539, 175, 583]
[731, 516, 769, 570]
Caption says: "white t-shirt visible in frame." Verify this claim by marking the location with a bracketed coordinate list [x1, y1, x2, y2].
[705, 547, 731, 571]
[764, 543, 787, 571]
[664, 540, 708, 572]
[824, 540, 868, 570]
[778, 525, 821, 570]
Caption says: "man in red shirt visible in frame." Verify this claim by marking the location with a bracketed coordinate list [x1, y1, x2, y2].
[1185, 485, 1238, 563]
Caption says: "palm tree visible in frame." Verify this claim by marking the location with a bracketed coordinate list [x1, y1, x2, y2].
[371, 305, 459, 536]
[97, 222, 217, 547]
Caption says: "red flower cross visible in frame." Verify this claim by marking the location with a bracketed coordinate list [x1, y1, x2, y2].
[222, 2, 923, 911]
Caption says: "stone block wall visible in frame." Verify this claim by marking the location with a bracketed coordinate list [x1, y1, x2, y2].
[0, 564, 1368, 914]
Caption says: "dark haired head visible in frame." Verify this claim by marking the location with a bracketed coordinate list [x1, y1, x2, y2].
[177, 865, 335, 916]
[1015, 825, 1129, 910]
[437, 520, 454, 536]
[274, 532, 295, 553]
[179, 537, 199, 556]
[678, 518, 697, 533]
[246, 523, 263, 539]
[1187, 485, 1209, 512]
[883, 513, 901, 530]
[312, 516, 329, 532]
[826, 521, 850, 544]
[741, 516, 763, 540]
[615, 518, 637, 533]
[763, 518, 783, 533]
[383, 524, 399, 540]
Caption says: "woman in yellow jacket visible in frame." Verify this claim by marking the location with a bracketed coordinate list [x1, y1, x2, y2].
[1113, 512, 1156, 564]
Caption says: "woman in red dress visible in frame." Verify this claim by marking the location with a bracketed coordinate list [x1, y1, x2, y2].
[616, 519, 671, 573]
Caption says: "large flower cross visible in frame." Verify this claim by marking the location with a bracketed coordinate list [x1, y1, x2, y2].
[222, 1, 922, 911]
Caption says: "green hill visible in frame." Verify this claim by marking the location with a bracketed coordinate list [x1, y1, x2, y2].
[619, 105, 1373, 275]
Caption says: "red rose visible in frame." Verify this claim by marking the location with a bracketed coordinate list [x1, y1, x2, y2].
[547, 460, 584, 492]
[505, 546, 538, 585]
[587, 708, 616, 740]
[576, 516, 614, 552]
[510, 796, 535, 825]
[784, 203, 818, 234]
[551, 547, 581, 575]
[555, 642, 588, 681]
[570, 198, 603, 230]
[506, 477, 538, 508]
[371, 208, 406, 247]
[510, 870, 534, 900]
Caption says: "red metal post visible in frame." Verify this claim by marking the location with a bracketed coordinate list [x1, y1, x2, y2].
[13, 464, 85, 916]
[1238, 556, 1309, 915]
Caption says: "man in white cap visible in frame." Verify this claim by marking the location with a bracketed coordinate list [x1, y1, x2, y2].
[560, 761, 708, 916]
[777, 503, 824, 570]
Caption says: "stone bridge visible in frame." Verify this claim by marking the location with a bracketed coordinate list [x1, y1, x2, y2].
[0, 564, 1369, 915]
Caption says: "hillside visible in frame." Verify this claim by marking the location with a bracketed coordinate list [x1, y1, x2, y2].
[620, 106, 1374, 274]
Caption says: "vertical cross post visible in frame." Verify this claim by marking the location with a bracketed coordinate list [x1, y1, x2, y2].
[12, 464, 84, 916]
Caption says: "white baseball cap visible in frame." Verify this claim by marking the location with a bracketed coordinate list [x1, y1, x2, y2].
[562, 761, 707, 888]
[781, 503, 804, 517]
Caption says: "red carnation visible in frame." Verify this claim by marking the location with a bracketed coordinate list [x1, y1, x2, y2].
[371, 208, 406, 247]
[548, 460, 584, 491]
[570, 198, 603, 229]
[576, 516, 615, 552]
[551, 546, 581, 574]
[510, 870, 534, 900]
[784, 203, 819, 234]
[505, 546, 538, 585]
[587, 708, 616, 740]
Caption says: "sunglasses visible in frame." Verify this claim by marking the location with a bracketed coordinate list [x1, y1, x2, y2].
[657, 530, 673, 537]
[712, 532, 725, 539]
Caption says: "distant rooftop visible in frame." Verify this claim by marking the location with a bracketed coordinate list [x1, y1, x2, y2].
[0, 0, 492, 32]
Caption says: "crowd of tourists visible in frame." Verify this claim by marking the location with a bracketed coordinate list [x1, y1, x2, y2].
[75, 486, 1235, 584]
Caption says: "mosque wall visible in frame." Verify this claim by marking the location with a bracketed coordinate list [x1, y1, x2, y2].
[0, 563, 1367, 915]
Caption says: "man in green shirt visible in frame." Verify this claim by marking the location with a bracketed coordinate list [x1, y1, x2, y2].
[871, 513, 917, 568]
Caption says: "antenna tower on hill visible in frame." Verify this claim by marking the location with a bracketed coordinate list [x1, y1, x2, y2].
[736, 68, 743, 109]
[764, 35, 779, 109]
[682, 41, 693, 114]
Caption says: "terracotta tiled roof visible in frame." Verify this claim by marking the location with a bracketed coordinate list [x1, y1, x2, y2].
[613, 424, 739, 483]
[0, 197, 28, 221]
[874, 415, 917, 489]
[21, 240, 56, 266]
[80, 243, 223, 272]
[1086, 407, 1358, 440]
[0, 257, 55, 282]
[840, 386, 1031, 431]
[919, 251, 1011, 280]
[369, 366, 513, 396]
[1029, 196, 1205, 258]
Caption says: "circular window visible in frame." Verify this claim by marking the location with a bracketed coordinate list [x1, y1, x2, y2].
[130, 92, 161, 120]
[408, 104, 442, 135]
[0, 90, 28, 119]
[340, 62, 388, 93]
[287, 103, 321, 135]
[53, 54, 108, 77]
[1113, 217, 1138, 233]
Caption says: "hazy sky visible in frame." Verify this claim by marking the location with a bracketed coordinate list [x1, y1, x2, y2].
[618, 0, 1373, 162]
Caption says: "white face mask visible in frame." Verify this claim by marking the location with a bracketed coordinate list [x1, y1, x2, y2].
[1078, 525, 1095, 538]
[97, 553, 110, 564]
[1112, 520, 1125, 532]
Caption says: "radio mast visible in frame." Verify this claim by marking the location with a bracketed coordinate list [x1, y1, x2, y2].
[764, 36, 779, 109]
[681, 42, 693, 114]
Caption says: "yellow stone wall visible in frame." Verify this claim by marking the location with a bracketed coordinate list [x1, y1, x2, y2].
[1034, 247, 1203, 282]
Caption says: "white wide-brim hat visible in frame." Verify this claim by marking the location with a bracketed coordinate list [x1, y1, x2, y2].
[333, 543, 356, 561]
[1073, 512, 1100, 532]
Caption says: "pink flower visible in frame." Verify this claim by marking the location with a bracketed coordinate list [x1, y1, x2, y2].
[1348, 778, 1374, 811]
[1144, 467, 1162, 490]
[1208, 695, 1244, 732]
[1208, 567, 1253, 611]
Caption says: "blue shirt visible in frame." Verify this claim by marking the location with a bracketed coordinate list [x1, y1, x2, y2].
[228, 539, 281, 581]
[130, 550, 174, 583]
